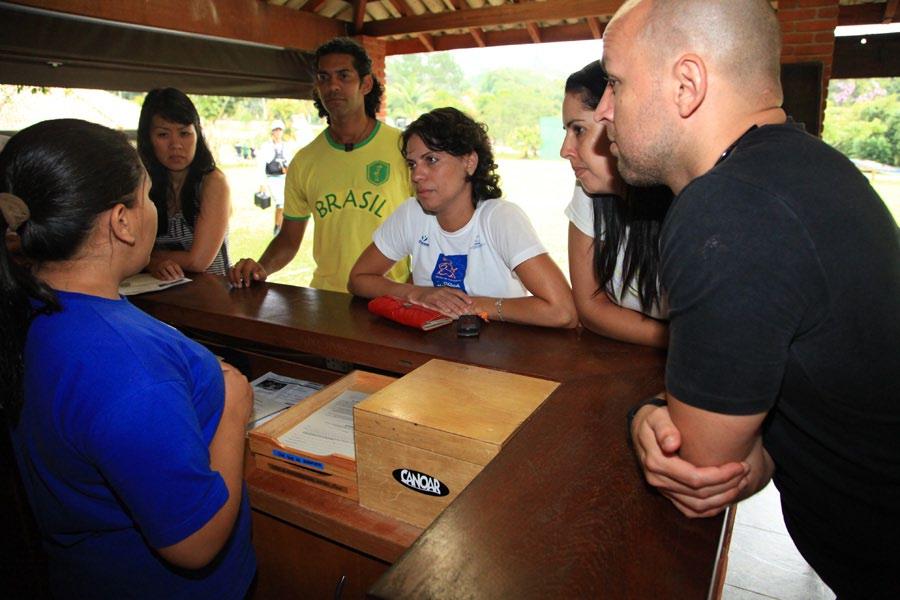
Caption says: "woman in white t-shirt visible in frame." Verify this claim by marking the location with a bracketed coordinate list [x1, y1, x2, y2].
[349, 107, 576, 328]
[561, 61, 672, 347]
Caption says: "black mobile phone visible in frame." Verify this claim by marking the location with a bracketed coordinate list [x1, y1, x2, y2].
[456, 314, 482, 338]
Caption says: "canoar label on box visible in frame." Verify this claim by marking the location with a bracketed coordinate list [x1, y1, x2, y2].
[393, 468, 450, 497]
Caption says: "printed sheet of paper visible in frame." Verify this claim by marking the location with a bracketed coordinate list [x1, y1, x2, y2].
[277, 390, 370, 459]
[119, 273, 191, 296]
[249, 372, 325, 428]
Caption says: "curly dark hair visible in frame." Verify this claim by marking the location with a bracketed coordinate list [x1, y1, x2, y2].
[137, 88, 215, 234]
[401, 107, 502, 206]
[311, 37, 383, 122]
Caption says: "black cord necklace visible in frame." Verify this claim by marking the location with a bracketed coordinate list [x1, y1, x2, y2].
[715, 125, 758, 166]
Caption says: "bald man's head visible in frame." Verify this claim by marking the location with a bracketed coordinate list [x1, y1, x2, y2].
[610, 0, 783, 106]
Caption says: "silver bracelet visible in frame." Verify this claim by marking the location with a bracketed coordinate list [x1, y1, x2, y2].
[495, 297, 504, 322]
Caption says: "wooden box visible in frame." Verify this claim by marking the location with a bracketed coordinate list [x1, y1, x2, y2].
[354, 359, 558, 528]
[248, 370, 395, 501]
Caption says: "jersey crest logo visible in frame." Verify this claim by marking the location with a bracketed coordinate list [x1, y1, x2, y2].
[366, 160, 391, 185]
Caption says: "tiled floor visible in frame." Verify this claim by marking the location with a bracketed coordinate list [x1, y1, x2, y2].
[722, 482, 835, 600]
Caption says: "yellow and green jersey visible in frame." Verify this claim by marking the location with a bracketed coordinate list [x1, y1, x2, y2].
[284, 121, 412, 292]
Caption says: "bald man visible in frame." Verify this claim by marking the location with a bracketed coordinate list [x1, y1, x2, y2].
[598, 0, 899, 595]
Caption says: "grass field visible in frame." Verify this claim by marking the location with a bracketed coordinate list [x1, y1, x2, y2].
[222, 161, 900, 289]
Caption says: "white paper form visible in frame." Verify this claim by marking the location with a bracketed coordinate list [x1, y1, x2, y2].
[248, 372, 325, 428]
[119, 273, 191, 296]
[277, 390, 369, 459]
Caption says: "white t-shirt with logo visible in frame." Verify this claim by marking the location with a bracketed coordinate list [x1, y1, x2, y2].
[565, 185, 668, 319]
[374, 198, 546, 298]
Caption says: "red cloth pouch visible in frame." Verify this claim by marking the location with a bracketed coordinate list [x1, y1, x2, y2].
[367, 296, 453, 331]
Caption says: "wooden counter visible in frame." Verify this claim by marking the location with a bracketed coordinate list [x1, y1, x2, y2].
[133, 275, 728, 599]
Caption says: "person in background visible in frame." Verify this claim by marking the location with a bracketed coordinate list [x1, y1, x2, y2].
[229, 37, 411, 292]
[600, 0, 900, 595]
[138, 87, 232, 280]
[349, 107, 577, 329]
[0, 119, 255, 599]
[561, 60, 671, 347]
[258, 118, 289, 236]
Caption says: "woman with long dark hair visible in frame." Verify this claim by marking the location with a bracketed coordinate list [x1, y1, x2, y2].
[349, 107, 576, 328]
[138, 87, 231, 279]
[0, 119, 255, 598]
[561, 61, 672, 347]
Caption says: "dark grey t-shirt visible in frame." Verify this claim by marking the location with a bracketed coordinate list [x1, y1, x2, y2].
[661, 123, 899, 595]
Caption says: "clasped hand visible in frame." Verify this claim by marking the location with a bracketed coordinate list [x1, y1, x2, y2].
[631, 404, 750, 518]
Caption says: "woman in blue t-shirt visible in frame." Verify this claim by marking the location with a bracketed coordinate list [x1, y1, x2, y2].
[138, 87, 232, 279]
[0, 119, 255, 599]
[561, 61, 673, 347]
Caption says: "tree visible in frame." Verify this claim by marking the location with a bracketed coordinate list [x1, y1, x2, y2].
[824, 78, 899, 166]
[386, 53, 470, 121]
[475, 68, 562, 157]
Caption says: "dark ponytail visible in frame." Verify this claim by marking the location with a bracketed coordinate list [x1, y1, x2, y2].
[0, 119, 143, 421]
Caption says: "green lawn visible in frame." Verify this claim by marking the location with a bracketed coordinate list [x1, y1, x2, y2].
[869, 174, 900, 225]
[222, 162, 900, 289]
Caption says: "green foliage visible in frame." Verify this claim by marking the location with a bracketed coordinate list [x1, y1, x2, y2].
[475, 68, 563, 158]
[267, 98, 316, 124]
[386, 53, 469, 120]
[387, 54, 571, 158]
[824, 78, 899, 166]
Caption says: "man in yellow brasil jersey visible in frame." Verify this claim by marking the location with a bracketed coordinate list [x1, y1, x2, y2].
[229, 37, 411, 292]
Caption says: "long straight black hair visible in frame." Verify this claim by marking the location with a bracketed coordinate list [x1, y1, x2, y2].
[0, 119, 144, 421]
[565, 61, 672, 313]
[137, 87, 215, 235]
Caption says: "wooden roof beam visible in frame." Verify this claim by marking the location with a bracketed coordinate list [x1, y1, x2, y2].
[303, 0, 330, 13]
[362, 0, 622, 37]
[885, 0, 898, 24]
[525, 22, 541, 44]
[384, 0, 410, 17]
[469, 27, 486, 47]
[351, 0, 368, 33]
[587, 16, 603, 39]
[386, 20, 602, 54]
[418, 33, 435, 52]
[5, 0, 346, 50]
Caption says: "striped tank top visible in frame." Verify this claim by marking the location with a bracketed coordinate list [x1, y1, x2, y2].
[154, 211, 231, 276]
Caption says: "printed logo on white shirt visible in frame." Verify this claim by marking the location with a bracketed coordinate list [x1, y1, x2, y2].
[432, 253, 467, 293]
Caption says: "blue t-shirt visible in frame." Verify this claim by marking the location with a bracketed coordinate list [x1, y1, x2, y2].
[13, 291, 255, 599]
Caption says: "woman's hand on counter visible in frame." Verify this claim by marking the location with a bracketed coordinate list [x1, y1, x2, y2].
[149, 258, 185, 281]
[406, 285, 473, 317]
